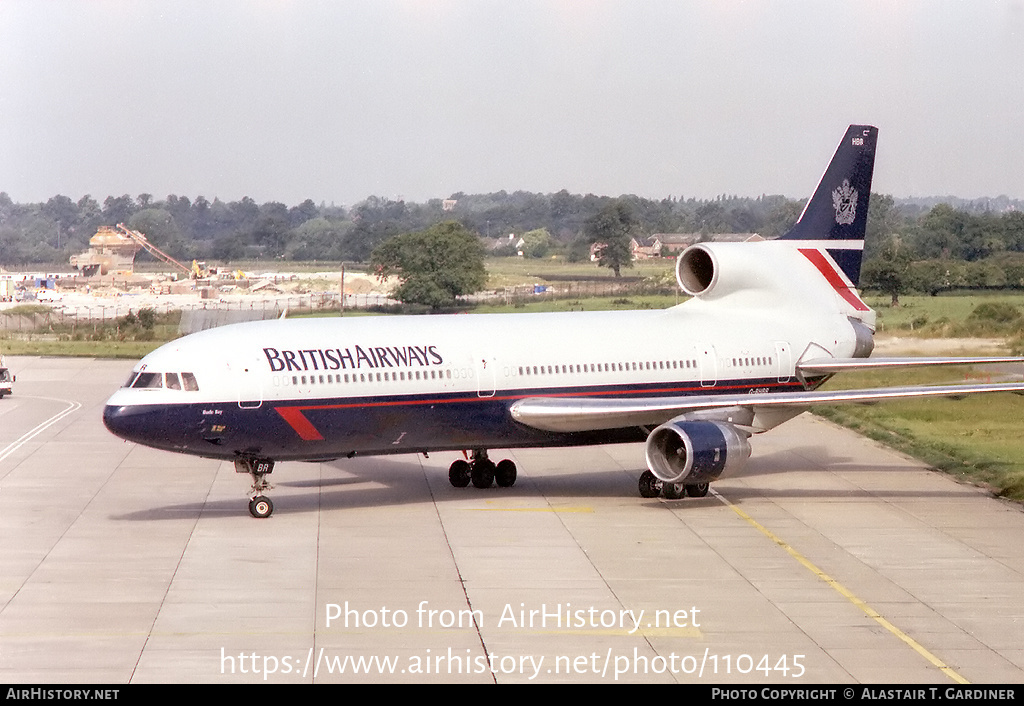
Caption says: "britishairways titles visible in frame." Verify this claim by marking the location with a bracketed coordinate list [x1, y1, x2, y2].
[263, 345, 443, 373]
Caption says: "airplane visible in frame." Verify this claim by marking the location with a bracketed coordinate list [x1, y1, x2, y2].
[103, 125, 1024, 518]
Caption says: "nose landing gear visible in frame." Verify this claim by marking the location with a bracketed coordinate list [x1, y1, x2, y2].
[235, 458, 276, 518]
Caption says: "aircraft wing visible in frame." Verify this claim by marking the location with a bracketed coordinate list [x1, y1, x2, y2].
[509, 381, 1024, 433]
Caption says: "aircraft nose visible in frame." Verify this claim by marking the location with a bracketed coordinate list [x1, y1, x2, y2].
[103, 403, 168, 446]
[103, 403, 137, 441]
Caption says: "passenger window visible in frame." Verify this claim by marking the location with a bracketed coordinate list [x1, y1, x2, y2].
[165, 373, 181, 390]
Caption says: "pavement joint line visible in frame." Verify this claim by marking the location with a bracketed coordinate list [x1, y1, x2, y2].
[425, 454, 497, 684]
[710, 488, 970, 685]
[0, 396, 81, 466]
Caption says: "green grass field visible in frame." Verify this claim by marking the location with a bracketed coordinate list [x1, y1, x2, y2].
[814, 365, 1024, 500]
[484, 256, 674, 288]
[867, 293, 1024, 335]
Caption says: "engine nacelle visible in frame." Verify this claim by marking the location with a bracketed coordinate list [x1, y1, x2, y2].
[675, 241, 821, 305]
[644, 419, 751, 484]
[675, 244, 719, 297]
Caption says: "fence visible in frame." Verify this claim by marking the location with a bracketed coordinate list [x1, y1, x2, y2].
[0, 279, 674, 332]
[0, 292, 399, 331]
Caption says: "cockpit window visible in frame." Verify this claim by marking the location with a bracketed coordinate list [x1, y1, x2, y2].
[125, 371, 198, 391]
[131, 372, 163, 389]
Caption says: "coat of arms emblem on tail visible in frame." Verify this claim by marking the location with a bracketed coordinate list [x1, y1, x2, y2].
[832, 179, 858, 225]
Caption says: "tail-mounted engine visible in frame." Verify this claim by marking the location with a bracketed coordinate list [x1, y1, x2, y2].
[644, 419, 751, 484]
[676, 241, 799, 300]
[675, 241, 834, 310]
[675, 244, 719, 297]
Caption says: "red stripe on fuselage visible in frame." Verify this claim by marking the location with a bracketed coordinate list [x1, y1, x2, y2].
[275, 406, 326, 441]
[797, 248, 869, 312]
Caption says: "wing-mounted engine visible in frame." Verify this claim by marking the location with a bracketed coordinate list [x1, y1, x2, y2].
[644, 419, 751, 484]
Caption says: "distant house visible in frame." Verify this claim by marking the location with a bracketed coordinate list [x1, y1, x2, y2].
[589, 233, 759, 261]
[482, 234, 521, 256]
[588, 237, 663, 261]
[630, 236, 662, 259]
[655, 233, 760, 255]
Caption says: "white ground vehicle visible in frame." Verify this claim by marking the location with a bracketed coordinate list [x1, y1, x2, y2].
[0, 366, 12, 398]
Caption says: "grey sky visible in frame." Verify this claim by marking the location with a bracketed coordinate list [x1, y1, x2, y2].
[2, 0, 1023, 206]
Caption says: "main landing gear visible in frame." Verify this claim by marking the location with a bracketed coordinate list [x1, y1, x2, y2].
[637, 470, 710, 500]
[448, 450, 517, 489]
[235, 458, 276, 518]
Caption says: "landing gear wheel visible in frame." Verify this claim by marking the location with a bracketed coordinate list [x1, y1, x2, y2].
[471, 458, 496, 489]
[495, 459, 517, 487]
[662, 482, 686, 500]
[448, 460, 471, 488]
[249, 495, 274, 518]
[638, 471, 663, 499]
[686, 482, 710, 498]
[236, 458, 276, 518]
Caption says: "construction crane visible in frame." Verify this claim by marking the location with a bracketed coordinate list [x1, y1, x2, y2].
[115, 224, 209, 279]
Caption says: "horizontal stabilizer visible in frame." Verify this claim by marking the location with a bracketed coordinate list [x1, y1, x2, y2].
[797, 356, 1024, 375]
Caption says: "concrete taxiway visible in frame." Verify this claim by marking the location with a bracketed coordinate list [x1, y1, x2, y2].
[1, 356, 1023, 683]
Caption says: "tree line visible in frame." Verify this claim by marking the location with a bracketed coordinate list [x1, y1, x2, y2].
[2, 189, 1024, 298]
[0, 189, 809, 267]
[861, 200, 1024, 304]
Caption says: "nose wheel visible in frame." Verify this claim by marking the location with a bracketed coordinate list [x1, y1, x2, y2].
[248, 495, 274, 518]
[235, 458, 276, 518]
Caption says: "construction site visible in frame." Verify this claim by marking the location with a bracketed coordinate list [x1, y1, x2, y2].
[0, 224, 397, 328]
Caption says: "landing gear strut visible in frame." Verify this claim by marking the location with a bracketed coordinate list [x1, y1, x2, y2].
[638, 471, 710, 500]
[448, 450, 517, 489]
[235, 458, 276, 518]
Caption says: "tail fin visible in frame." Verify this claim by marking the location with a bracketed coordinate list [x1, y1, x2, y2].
[779, 125, 878, 286]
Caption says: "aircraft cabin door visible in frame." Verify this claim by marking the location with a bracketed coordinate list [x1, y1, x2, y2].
[233, 354, 264, 409]
[699, 347, 717, 388]
[476, 355, 496, 398]
[774, 342, 792, 383]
